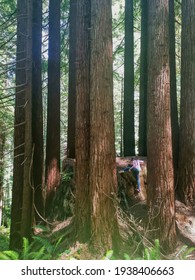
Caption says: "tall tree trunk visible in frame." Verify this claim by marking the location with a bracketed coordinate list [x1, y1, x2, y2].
[169, 0, 179, 187]
[20, 0, 33, 240]
[10, 0, 33, 250]
[90, 0, 119, 252]
[32, 0, 44, 223]
[74, 0, 120, 253]
[147, 0, 176, 252]
[74, 0, 91, 242]
[45, 0, 61, 217]
[67, 0, 77, 159]
[138, 0, 148, 156]
[123, 0, 135, 156]
[178, 0, 195, 206]
[0, 121, 5, 226]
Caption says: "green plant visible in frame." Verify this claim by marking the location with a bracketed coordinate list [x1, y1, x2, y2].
[0, 234, 65, 260]
[0, 226, 10, 251]
[102, 250, 115, 260]
[175, 245, 195, 260]
[143, 239, 161, 260]
[32, 235, 64, 259]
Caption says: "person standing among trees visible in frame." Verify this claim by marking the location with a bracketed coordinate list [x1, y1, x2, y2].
[120, 158, 144, 193]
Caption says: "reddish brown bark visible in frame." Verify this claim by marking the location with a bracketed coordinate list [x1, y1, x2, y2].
[45, 0, 61, 217]
[89, 0, 119, 251]
[178, 0, 195, 206]
[74, 0, 91, 242]
[147, 0, 176, 252]
[10, 0, 33, 250]
[74, 0, 119, 252]
[67, 0, 77, 159]
[32, 0, 44, 222]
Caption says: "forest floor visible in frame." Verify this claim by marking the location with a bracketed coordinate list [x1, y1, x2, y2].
[49, 157, 195, 260]
[116, 157, 195, 259]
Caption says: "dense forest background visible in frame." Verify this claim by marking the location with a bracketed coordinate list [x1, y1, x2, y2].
[0, 0, 195, 260]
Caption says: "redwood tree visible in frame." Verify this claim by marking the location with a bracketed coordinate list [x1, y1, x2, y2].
[10, 0, 33, 249]
[67, 0, 77, 159]
[45, 0, 61, 217]
[74, 0, 119, 252]
[169, 0, 179, 184]
[123, 0, 135, 156]
[0, 121, 5, 226]
[89, 0, 119, 251]
[138, 0, 148, 156]
[32, 0, 44, 222]
[74, 0, 91, 241]
[178, 0, 195, 206]
[147, 0, 176, 252]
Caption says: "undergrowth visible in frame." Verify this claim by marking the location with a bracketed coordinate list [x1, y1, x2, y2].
[0, 224, 195, 260]
[1, 234, 194, 260]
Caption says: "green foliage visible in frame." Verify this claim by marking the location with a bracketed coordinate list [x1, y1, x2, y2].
[102, 250, 115, 260]
[103, 240, 162, 260]
[32, 235, 64, 258]
[0, 250, 19, 260]
[175, 245, 195, 260]
[143, 239, 161, 260]
[0, 226, 9, 251]
[0, 234, 65, 260]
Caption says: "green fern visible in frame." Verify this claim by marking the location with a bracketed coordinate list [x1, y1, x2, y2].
[143, 248, 151, 260]
[124, 253, 131, 260]
[32, 235, 64, 258]
[27, 246, 50, 260]
[102, 250, 114, 260]
[21, 237, 32, 259]
[0, 250, 19, 260]
[143, 239, 161, 260]
[176, 245, 195, 260]
[32, 236, 53, 255]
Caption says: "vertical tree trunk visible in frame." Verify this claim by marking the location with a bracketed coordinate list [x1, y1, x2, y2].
[45, 0, 61, 217]
[20, 0, 33, 240]
[67, 0, 77, 159]
[0, 121, 5, 226]
[74, 0, 120, 253]
[138, 0, 148, 156]
[32, 0, 44, 223]
[169, 0, 179, 186]
[123, 0, 135, 156]
[178, 0, 195, 206]
[10, 0, 33, 249]
[74, 0, 91, 242]
[90, 0, 119, 252]
[147, 0, 176, 252]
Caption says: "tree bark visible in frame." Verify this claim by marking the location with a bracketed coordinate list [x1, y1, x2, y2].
[90, 0, 119, 252]
[0, 121, 5, 226]
[178, 0, 195, 206]
[10, 0, 33, 250]
[123, 0, 135, 156]
[32, 0, 44, 223]
[74, 0, 120, 252]
[138, 0, 148, 156]
[67, 0, 77, 159]
[45, 0, 61, 217]
[169, 0, 179, 186]
[74, 0, 91, 242]
[147, 0, 176, 252]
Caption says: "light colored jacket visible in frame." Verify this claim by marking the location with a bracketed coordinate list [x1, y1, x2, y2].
[130, 160, 144, 171]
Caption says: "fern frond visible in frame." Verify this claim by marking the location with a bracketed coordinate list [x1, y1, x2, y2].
[32, 236, 53, 254]
[21, 237, 31, 259]
[0, 250, 19, 260]
[28, 247, 50, 260]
